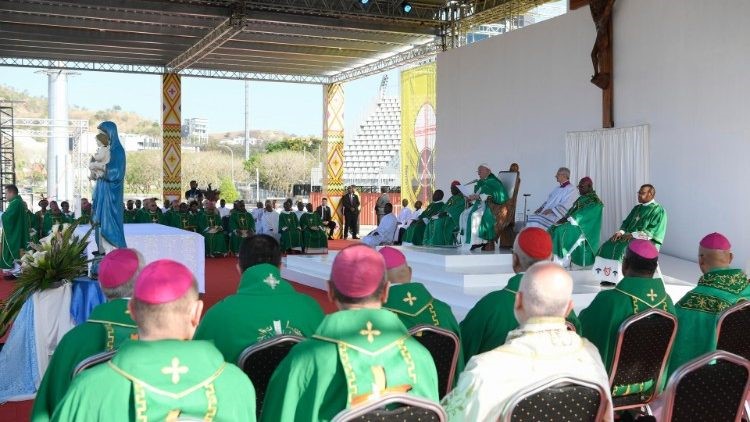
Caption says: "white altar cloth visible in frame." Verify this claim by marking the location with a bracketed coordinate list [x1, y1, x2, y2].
[74, 224, 206, 292]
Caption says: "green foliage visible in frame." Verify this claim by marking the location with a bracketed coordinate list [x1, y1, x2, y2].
[219, 177, 240, 202]
[255, 150, 314, 196]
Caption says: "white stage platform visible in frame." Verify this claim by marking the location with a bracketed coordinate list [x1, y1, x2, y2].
[75, 224, 206, 293]
[282, 245, 701, 320]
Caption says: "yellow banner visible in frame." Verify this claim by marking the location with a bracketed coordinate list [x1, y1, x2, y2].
[401, 63, 437, 205]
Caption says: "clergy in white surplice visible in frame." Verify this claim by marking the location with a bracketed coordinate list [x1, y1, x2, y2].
[526, 167, 578, 230]
[258, 200, 280, 241]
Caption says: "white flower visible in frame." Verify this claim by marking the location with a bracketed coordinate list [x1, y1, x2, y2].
[31, 251, 47, 266]
[40, 234, 53, 246]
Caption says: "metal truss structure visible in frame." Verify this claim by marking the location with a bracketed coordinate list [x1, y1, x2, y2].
[0, 104, 15, 208]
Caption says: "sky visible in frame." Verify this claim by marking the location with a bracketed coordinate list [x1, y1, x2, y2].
[0, 66, 399, 141]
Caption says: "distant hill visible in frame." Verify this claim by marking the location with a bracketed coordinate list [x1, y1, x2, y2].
[209, 129, 292, 143]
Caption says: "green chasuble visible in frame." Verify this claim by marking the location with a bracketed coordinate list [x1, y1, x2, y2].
[278, 211, 303, 252]
[160, 209, 177, 227]
[194, 263, 324, 364]
[549, 191, 604, 266]
[261, 308, 439, 422]
[403, 201, 445, 246]
[460, 273, 581, 364]
[51, 339, 256, 422]
[76, 211, 91, 225]
[597, 202, 667, 261]
[123, 209, 137, 224]
[299, 212, 328, 253]
[579, 276, 676, 396]
[463, 174, 508, 244]
[667, 268, 750, 376]
[42, 211, 70, 238]
[197, 210, 229, 257]
[175, 211, 197, 232]
[32, 299, 137, 422]
[1, 195, 29, 269]
[229, 210, 255, 254]
[135, 208, 164, 224]
[384, 282, 465, 376]
[424, 194, 466, 246]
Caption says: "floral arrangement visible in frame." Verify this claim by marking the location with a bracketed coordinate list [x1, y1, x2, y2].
[0, 222, 93, 337]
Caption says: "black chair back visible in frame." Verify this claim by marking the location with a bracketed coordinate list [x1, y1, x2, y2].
[237, 335, 303, 417]
[608, 309, 677, 410]
[501, 376, 607, 422]
[717, 301, 750, 360]
[660, 350, 750, 422]
[72, 350, 117, 377]
[331, 393, 446, 422]
[408, 324, 460, 397]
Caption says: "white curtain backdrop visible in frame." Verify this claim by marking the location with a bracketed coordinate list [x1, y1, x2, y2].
[566, 124, 650, 243]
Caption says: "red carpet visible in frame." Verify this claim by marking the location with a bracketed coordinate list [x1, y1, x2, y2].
[0, 239, 358, 420]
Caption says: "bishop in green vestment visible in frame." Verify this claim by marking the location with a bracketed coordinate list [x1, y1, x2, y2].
[261, 245, 439, 422]
[42, 201, 72, 238]
[667, 233, 750, 376]
[194, 235, 324, 364]
[580, 240, 676, 397]
[52, 260, 256, 421]
[424, 182, 467, 247]
[549, 177, 604, 267]
[33, 249, 141, 422]
[229, 202, 255, 254]
[459, 164, 508, 250]
[299, 203, 328, 254]
[123, 200, 137, 223]
[593, 184, 667, 284]
[278, 200, 303, 253]
[403, 190, 446, 246]
[135, 199, 164, 224]
[379, 247, 465, 376]
[173, 203, 197, 232]
[460, 228, 581, 364]
[197, 201, 229, 257]
[1, 185, 29, 270]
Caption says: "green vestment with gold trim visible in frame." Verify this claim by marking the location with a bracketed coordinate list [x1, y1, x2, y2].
[667, 268, 750, 376]
[261, 308, 439, 422]
[549, 191, 603, 266]
[51, 339, 256, 422]
[2, 196, 29, 269]
[123, 209, 137, 224]
[597, 202, 667, 261]
[462, 174, 508, 244]
[424, 194, 466, 246]
[403, 201, 445, 246]
[460, 273, 582, 364]
[299, 212, 328, 253]
[135, 208, 164, 225]
[197, 210, 229, 257]
[278, 211, 303, 252]
[194, 263, 324, 364]
[579, 276, 676, 396]
[32, 299, 137, 422]
[384, 282, 465, 377]
[229, 210, 255, 254]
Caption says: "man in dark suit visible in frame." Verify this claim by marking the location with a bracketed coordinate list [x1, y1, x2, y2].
[315, 197, 337, 240]
[341, 185, 360, 239]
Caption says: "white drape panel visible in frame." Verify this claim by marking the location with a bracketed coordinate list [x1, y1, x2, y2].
[566, 125, 650, 243]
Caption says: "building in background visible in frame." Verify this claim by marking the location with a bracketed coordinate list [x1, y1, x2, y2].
[182, 117, 209, 146]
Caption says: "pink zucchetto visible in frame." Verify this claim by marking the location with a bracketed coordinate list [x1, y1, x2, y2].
[134, 260, 195, 305]
[700, 233, 731, 251]
[379, 246, 407, 270]
[628, 239, 659, 260]
[330, 245, 386, 298]
[98, 248, 140, 289]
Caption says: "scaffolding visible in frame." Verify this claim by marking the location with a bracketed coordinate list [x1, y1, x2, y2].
[0, 104, 16, 210]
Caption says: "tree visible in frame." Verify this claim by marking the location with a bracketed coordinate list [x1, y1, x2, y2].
[256, 150, 313, 197]
[124, 150, 162, 194]
[219, 177, 240, 202]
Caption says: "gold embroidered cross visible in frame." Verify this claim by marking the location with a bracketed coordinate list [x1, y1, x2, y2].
[359, 321, 381, 343]
[647, 289, 658, 302]
[263, 274, 280, 289]
[403, 292, 417, 306]
[239, 216, 246, 226]
[161, 357, 189, 384]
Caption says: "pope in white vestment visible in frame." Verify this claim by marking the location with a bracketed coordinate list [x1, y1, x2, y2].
[526, 167, 578, 230]
[362, 206, 398, 247]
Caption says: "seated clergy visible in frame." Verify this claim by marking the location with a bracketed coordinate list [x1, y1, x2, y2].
[197, 200, 229, 258]
[135, 198, 164, 224]
[42, 200, 72, 237]
[459, 164, 508, 251]
[51, 260, 256, 421]
[667, 233, 750, 376]
[278, 199, 302, 253]
[361, 203, 398, 247]
[424, 181, 467, 247]
[403, 191, 445, 246]
[526, 167, 578, 230]
[380, 247, 464, 374]
[548, 177, 604, 267]
[593, 184, 667, 284]
[261, 245, 439, 421]
[194, 234, 324, 364]
[299, 203, 328, 254]
[258, 200, 279, 241]
[123, 200, 137, 223]
[229, 201, 255, 255]
[33, 249, 142, 421]
[580, 240, 676, 396]
[442, 262, 613, 422]
[460, 228, 581, 364]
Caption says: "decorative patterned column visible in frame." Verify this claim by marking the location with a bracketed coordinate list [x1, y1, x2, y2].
[322, 83, 345, 238]
[162, 73, 182, 201]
